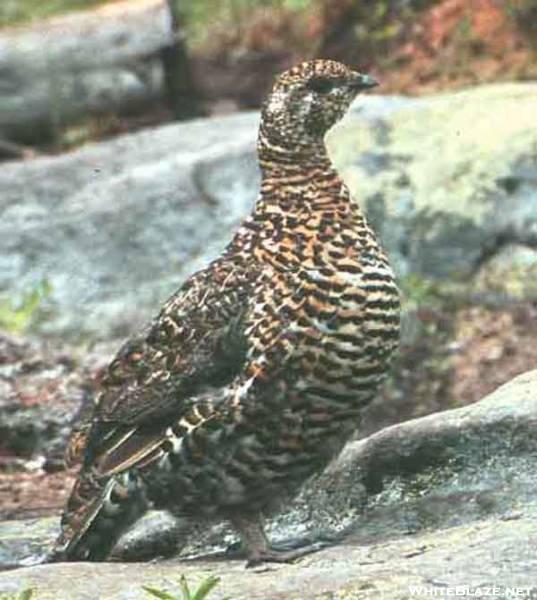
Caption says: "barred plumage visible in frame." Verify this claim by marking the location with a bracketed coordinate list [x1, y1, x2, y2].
[53, 59, 400, 565]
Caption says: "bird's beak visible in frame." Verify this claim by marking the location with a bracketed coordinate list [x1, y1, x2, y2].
[349, 73, 379, 91]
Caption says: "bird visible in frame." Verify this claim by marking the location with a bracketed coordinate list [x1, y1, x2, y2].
[53, 59, 400, 566]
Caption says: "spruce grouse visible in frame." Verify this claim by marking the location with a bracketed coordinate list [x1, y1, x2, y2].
[53, 59, 400, 565]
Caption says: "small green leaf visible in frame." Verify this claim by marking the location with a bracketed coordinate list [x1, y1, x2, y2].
[0, 279, 51, 334]
[0, 590, 34, 600]
[282, 0, 311, 10]
[142, 574, 232, 600]
[142, 586, 177, 600]
[179, 575, 191, 599]
[191, 576, 220, 600]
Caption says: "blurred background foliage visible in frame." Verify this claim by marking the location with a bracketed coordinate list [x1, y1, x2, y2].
[0, 0, 104, 26]
[0, 280, 51, 335]
[2, 0, 536, 117]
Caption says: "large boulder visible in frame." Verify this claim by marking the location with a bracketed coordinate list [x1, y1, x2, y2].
[0, 112, 259, 341]
[336, 83, 537, 281]
[0, 0, 172, 144]
[1, 84, 536, 342]
[1, 369, 536, 598]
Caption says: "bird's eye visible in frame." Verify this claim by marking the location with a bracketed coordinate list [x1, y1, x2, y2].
[306, 77, 333, 94]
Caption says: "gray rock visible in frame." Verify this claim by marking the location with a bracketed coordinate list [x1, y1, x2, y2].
[0, 517, 57, 571]
[332, 83, 537, 280]
[0, 0, 171, 143]
[1, 84, 536, 342]
[0, 112, 259, 341]
[1, 370, 536, 598]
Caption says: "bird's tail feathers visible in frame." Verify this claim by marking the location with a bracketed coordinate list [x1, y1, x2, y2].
[51, 469, 147, 562]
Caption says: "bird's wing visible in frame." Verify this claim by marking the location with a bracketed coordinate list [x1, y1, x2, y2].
[76, 258, 252, 477]
[56, 257, 305, 559]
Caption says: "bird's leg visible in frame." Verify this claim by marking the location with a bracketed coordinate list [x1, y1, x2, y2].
[229, 513, 326, 567]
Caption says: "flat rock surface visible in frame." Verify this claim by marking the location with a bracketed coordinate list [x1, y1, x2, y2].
[1, 516, 536, 600]
[2, 370, 537, 598]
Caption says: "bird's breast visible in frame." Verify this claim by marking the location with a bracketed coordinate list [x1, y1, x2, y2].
[247, 216, 400, 413]
[284, 251, 400, 411]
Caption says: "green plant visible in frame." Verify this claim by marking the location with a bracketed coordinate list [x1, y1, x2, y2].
[400, 273, 443, 310]
[504, 0, 537, 40]
[400, 273, 466, 313]
[0, 280, 51, 334]
[0, 0, 313, 48]
[181, 0, 312, 46]
[0, 589, 34, 600]
[0, 0, 107, 28]
[143, 575, 231, 600]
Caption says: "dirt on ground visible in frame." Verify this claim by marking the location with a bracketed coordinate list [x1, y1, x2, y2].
[360, 300, 537, 436]
[451, 302, 537, 405]
[374, 0, 537, 94]
[0, 469, 75, 521]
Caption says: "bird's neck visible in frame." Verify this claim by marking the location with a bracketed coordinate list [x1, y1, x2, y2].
[257, 122, 331, 175]
[256, 125, 356, 216]
[229, 128, 374, 269]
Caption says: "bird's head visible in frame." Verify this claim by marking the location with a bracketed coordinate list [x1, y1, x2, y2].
[260, 59, 378, 152]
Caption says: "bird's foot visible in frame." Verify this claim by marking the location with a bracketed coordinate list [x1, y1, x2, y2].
[245, 540, 328, 568]
[229, 513, 342, 568]
[271, 530, 344, 551]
